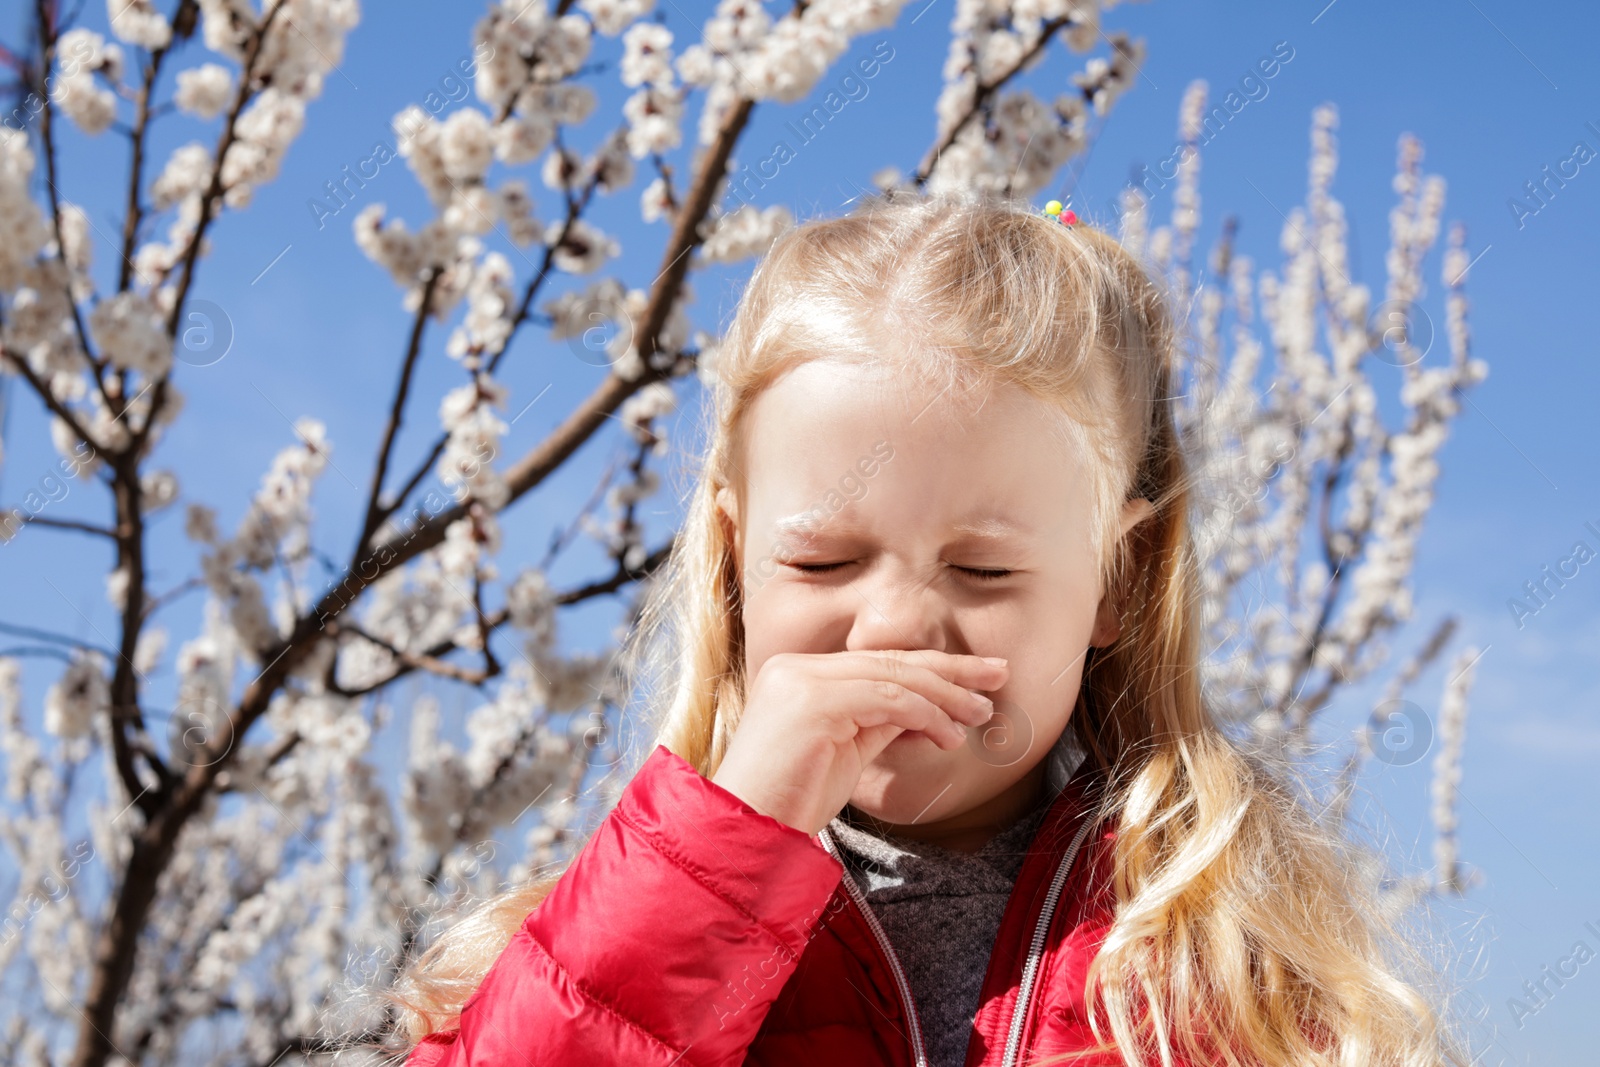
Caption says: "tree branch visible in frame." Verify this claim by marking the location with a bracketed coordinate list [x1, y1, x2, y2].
[0, 338, 101, 453]
[330, 535, 675, 699]
[69, 66, 751, 1067]
[358, 267, 441, 554]
[128, 0, 288, 460]
[116, 7, 190, 293]
[357, 99, 749, 608]
[913, 14, 1078, 187]
[376, 159, 608, 527]
[29, 0, 100, 380]
[9, 514, 117, 539]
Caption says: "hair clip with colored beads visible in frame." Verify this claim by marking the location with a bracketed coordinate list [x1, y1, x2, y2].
[1043, 198, 1078, 227]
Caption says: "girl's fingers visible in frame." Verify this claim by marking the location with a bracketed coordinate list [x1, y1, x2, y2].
[842, 677, 969, 748]
[888, 648, 1010, 691]
[833, 650, 1003, 727]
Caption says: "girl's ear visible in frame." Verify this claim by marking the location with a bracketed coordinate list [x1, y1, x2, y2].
[715, 485, 742, 564]
[1089, 497, 1156, 648]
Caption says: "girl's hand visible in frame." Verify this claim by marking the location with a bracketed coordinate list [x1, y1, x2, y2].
[709, 650, 1009, 836]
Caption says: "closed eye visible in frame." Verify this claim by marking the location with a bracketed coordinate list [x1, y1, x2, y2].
[789, 561, 851, 575]
[788, 562, 1013, 581]
[960, 567, 1012, 581]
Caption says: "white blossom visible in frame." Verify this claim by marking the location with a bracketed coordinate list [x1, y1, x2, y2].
[52, 30, 122, 136]
[394, 106, 452, 204]
[621, 22, 674, 87]
[741, 14, 847, 104]
[437, 511, 502, 580]
[108, 0, 173, 50]
[134, 626, 168, 676]
[471, 2, 592, 112]
[506, 569, 557, 642]
[544, 218, 619, 275]
[543, 276, 630, 365]
[142, 469, 180, 513]
[622, 85, 684, 158]
[44, 652, 108, 740]
[89, 292, 171, 377]
[196, 0, 258, 59]
[442, 184, 498, 236]
[640, 175, 673, 223]
[610, 282, 690, 380]
[353, 203, 423, 287]
[150, 143, 214, 210]
[540, 145, 582, 193]
[698, 203, 792, 264]
[589, 130, 637, 193]
[0, 129, 51, 291]
[619, 380, 675, 446]
[174, 63, 234, 119]
[185, 503, 220, 544]
[439, 108, 495, 182]
[493, 111, 557, 166]
[445, 253, 516, 361]
[497, 180, 540, 246]
[219, 88, 308, 207]
[437, 376, 510, 509]
[580, 0, 654, 36]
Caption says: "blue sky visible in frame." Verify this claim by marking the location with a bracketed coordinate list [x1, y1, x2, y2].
[2, 0, 1597, 1062]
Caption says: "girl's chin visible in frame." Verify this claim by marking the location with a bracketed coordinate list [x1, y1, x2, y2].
[871, 730, 950, 767]
[850, 746, 972, 825]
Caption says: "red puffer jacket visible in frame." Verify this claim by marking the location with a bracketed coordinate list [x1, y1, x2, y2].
[403, 743, 1197, 1067]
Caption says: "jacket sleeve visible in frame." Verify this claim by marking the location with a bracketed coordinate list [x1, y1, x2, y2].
[403, 743, 845, 1067]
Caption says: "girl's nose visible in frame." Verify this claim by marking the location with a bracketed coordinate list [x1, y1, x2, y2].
[842, 566, 948, 655]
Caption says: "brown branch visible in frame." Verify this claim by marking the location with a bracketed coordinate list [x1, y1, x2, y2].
[378, 431, 449, 524]
[143, 575, 207, 619]
[537, 450, 625, 572]
[73, 13, 291, 896]
[0, 620, 118, 659]
[128, 0, 288, 461]
[912, 14, 1077, 187]
[367, 101, 748, 594]
[29, 0, 99, 379]
[554, 535, 677, 605]
[0, 339, 99, 450]
[610, 425, 657, 569]
[372, 100, 750, 575]
[358, 268, 441, 553]
[68, 76, 751, 1067]
[376, 156, 609, 527]
[8, 514, 116, 539]
[330, 535, 675, 699]
[217, 729, 302, 794]
[1274, 445, 1357, 728]
[471, 556, 500, 679]
[68, 13, 304, 1066]
[330, 620, 502, 690]
[117, 10, 187, 293]
[122, 843, 271, 1062]
[106, 447, 169, 814]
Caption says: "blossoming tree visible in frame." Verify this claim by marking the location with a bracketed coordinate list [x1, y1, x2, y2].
[0, 0, 1486, 1064]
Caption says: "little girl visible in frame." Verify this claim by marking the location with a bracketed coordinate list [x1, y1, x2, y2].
[388, 191, 1467, 1066]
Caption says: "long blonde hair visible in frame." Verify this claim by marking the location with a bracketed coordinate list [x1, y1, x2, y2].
[385, 189, 1471, 1066]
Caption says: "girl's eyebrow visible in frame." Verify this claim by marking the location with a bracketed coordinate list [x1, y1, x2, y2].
[769, 513, 1033, 545]
[773, 511, 830, 536]
[948, 516, 1029, 541]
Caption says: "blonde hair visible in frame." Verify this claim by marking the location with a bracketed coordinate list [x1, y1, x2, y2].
[384, 189, 1471, 1066]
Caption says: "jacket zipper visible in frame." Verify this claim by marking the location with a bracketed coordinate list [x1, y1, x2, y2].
[816, 827, 929, 1067]
[998, 813, 1097, 1067]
